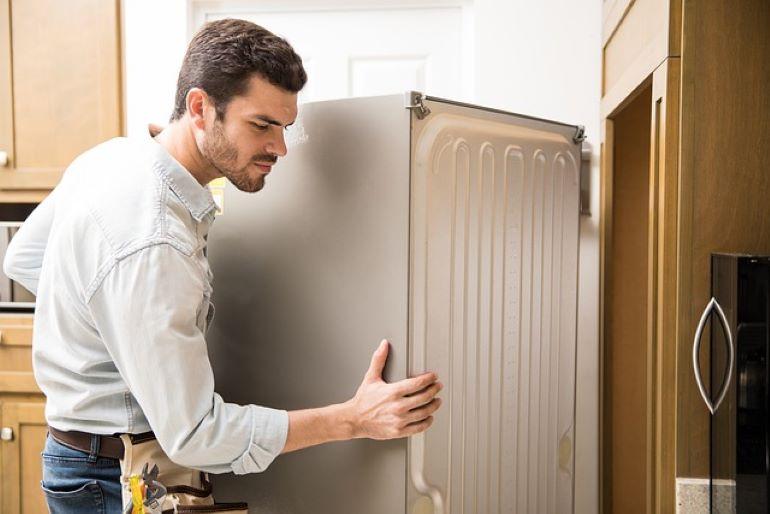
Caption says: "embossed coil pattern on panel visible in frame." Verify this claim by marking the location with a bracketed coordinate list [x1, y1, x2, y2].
[408, 111, 581, 514]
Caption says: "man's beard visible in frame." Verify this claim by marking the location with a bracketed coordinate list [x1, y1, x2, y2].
[201, 119, 275, 193]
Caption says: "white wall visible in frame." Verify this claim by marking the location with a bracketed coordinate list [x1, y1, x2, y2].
[123, 2, 601, 512]
[122, 0, 190, 136]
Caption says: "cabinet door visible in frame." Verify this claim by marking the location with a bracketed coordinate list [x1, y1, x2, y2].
[0, 0, 122, 201]
[676, 0, 770, 485]
[0, 314, 39, 394]
[0, 401, 47, 514]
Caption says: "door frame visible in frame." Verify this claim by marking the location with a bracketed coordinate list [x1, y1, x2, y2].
[599, 57, 680, 514]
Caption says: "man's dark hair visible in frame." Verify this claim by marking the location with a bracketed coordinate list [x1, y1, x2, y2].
[170, 18, 307, 121]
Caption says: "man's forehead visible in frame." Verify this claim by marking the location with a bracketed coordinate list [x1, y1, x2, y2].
[233, 75, 298, 124]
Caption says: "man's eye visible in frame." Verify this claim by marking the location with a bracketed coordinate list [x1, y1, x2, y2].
[252, 123, 269, 131]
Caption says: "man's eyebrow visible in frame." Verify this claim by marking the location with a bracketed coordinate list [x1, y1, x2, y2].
[252, 115, 295, 127]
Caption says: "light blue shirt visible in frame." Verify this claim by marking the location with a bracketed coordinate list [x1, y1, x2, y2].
[3, 133, 288, 474]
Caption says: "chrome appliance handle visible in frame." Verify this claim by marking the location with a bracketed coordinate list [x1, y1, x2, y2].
[692, 297, 735, 415]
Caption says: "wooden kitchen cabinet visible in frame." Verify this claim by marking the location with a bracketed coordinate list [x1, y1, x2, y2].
[0, 2, 122, 502]
[0, 401, 47, 514]
[0, 314, 47, 513]
[0, 314, 37, 394]
[0, 0, 122, 202]
[601, 0, 770, 512]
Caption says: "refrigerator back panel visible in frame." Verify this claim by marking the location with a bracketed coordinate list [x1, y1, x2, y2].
[407, 98, 581, 514]
[206, 93, 582, 514]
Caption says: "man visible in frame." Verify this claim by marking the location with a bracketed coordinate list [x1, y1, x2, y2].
[4, 19, 442, 513]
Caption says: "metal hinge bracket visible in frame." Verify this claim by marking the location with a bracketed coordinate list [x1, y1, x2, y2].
[580, 142, 592, 216]
[405, 91, 431, 120]
[573, 125, 586, 144]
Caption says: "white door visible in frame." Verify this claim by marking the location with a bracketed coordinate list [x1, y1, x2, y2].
[192, 2, 470, 103]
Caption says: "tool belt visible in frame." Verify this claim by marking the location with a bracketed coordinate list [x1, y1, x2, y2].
[47, 426, 248, 513]
[119, 433, 248, 513]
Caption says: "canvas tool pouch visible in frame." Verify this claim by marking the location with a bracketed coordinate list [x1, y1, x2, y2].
[119, 433, 248, 513]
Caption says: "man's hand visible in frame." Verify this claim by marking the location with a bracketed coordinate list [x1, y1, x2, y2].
[344, 339, 443, 440]
[281, 339, 442, 454]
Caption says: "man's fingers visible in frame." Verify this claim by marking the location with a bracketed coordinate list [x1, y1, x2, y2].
[402, 382, 443, 410]
[393, 372, 438, 396]
[404, 398, 442, 425]
[400, 416, 434, 437]
[364, 339, 389, 383]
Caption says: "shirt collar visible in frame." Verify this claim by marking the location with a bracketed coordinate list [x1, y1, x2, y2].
[145, 128, 217, 223]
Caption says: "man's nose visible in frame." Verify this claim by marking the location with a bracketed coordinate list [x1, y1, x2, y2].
[267, 129, 288, 157]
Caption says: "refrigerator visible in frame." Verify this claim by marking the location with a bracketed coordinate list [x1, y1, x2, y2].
[206, 92, 583, 514]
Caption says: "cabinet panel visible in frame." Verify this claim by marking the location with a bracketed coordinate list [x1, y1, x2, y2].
[0, 314, 38, 394]
[677, 0, 770, 480]
[0, 0, 122, 194]
[601, 0, 681, 117]
[0, 314, 33, 347]
[0, 401, 47, 514]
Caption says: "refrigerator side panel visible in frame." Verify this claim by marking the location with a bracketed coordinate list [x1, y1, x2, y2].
[406, 101, 581, 514]
[206, 95, 411, 514]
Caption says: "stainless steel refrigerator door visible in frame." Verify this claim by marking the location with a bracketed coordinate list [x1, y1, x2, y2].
[206, 95, 411, 514]
[406, 97, 582, 514]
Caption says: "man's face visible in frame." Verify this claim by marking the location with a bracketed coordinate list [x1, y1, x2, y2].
[200, 74, 298, 193]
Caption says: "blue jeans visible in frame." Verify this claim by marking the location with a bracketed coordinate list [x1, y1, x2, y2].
[41, 433, 122, 513]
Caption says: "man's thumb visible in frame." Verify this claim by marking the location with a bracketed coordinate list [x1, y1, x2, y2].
[364, 339, 389, 382]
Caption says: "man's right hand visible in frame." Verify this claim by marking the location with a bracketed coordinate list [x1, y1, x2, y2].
[281, 339, 442, 454]
[344, 339, 443, 440]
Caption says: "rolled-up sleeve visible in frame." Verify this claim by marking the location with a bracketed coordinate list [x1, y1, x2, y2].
[87, 242, 288, 474]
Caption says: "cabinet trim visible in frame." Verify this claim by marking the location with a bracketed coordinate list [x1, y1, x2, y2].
[0, 372, 40, 394]
[602, 0, 635, 47]
[601, 0, 682, 118]
[649, 57, 680, 513]
[0, 169, 64, 190]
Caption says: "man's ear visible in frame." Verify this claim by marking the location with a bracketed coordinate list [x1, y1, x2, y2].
[186, 88, 211, 130]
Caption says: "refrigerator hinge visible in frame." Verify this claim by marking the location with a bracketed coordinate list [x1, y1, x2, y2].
[405, 91, 431, 120]
[580, 142, 592, 216]
[573, 125, 586, 144]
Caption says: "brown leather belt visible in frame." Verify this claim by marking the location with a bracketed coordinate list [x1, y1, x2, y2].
[48, 425, 155, 460]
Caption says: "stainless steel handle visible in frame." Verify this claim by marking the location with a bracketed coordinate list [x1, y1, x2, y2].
[0, 427, 13, 441]
[692, 297, 734, 415]
[0, 151, 8, 167]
